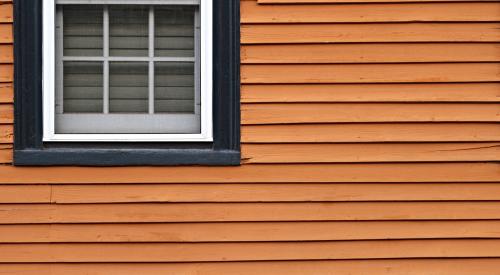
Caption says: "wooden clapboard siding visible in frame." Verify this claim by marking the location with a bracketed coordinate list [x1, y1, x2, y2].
[0, 82, 12, 103]
[242, 143, 500, 163]
[1, 259, 500, 275]
[4, 202, 500, 223]
[241, 23, 500, 43]
[2, 259, 500, 275]
[0, 103, 12, 123]
[0, 143, 11, 163]
[242, 63, 500, 83]
[4, 183, 500, 203]
[2, 220, 500, 242]
[0, 163, 498, 183]
[243, 123, 500, 142]
[242, 103, 500, 123]
[1, 0, 500, 272]
[3, 240, 500, 262]
[241, 83, 500, 103]
[243, 1, 500, 23]
[242, 43, 500, 63]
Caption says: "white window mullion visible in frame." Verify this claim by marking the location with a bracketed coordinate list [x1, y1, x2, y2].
[55, 7, 64, 114]
[194, 7, 200, 115]
[148, 5, 155, 114]
[103, 5, 110, 114]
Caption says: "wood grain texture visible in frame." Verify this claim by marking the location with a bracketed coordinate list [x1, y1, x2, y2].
[242, 63, 500, 84]
[0, 82, 12, 103]
[241, 23, 500, 44]
[243, 123, 500, 143]
[241, 83, 500, 103]
[0, 4, 11, 23]
[243, 1, 500, 23]
[0, 163, 498, 183]
[0, 143, 11, 163]
[1, 0, 499, 269]
[2, 259, 500, 275]
[0, 23, 11, 43]
[3, 240, 500, 262]
[2, 202, 500, 223]
[0, 44, 12, 63]
[242, 143, 500, 163]
[2, 220, 500, 242]
[4, 183, 500, 203]
[242, 43, 500, 64]
[0, 124, 12, 143]
[242, 103, 500, 124]
[0, 103, 12, 123]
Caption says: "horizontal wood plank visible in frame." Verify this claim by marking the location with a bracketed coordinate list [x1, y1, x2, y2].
[0, 63, 12, 82]
[241, 83, 500, 103]
[2, 220, 500, 242]
[242, 143, 500, 163]
[241, 43, 500, 64]
[0, 103, 12, 123]
[2, 259, 500, 275]
[0, 44, 12, 63]
[0, 23, 11, 43]
[0, 144, 11, 163]
[0, 163, 497, 184]
[243, 123, 500, 143]
[241, 63, 500, 84]
[4, 183, 500, 203]
[0, 83, 12, 103]
[10, 258, 500, 275]
[3, 239, 500, 262]
[0, 4, 11, 23]
[2, 202, 500, 223]
[243, 2, 500, 23]
[242, 103, 500, 124]
[0, 124, 12, 143]
[241, 23, 500, 44]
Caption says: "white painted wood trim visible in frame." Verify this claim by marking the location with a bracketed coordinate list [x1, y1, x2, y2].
[200, 0, 213, 141]
[43, 0, 56, 141]
[43, 0, 213, 142]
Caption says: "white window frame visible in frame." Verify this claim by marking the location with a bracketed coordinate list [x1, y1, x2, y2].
[42, 0, 213, 142]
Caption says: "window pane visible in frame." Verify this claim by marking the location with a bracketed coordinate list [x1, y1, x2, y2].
[110, 5, 149, 57]
[62, 62, 103, 113]
[155, 6, 195, 57]
[63, 5, 103, 56]
[110, 62, 149, 113]
[155, 62, 195, 113]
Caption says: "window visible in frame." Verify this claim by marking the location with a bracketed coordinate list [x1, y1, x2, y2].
[45, 1, 212, 141]
[14, 0, 240, 165]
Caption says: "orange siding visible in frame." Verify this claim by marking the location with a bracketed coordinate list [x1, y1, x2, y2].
[1, 0, 500, 273]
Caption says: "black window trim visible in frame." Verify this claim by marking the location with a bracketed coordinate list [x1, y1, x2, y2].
[13, 0, 240, 166]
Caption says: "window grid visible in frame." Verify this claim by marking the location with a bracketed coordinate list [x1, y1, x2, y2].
[55, 4, 200, 116]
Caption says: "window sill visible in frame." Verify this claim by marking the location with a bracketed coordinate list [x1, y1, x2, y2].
[14, 149, 241, 166]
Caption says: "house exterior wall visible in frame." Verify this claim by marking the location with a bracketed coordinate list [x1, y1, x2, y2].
[0, 0, 500, 273]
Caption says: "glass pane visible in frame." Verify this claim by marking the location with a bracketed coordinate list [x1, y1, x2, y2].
[155, 62, 195, 113]
[63, 5, 103, 56]
[110, 62, 149, 113]
[110, 5, 149, 57]
[62, 62, 103, 113]
[155, 6, 195, 57]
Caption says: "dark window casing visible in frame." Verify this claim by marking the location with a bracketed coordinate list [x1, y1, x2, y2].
[13, 0, 240, 166]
